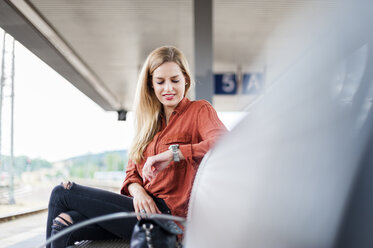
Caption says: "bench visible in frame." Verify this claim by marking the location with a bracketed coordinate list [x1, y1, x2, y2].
[45, 212, 185, 248]
[70, 239, 130, 248]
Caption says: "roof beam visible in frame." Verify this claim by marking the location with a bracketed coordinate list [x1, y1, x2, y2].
[0, 0, 121, 111]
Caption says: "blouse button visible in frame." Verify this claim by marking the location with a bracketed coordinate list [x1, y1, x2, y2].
[172, 111, 176, 115]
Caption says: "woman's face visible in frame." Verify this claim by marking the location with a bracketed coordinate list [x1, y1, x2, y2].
[152, 61, 186, 112]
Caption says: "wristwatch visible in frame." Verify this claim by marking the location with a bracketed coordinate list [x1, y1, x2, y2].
[168, 144, 180, 162]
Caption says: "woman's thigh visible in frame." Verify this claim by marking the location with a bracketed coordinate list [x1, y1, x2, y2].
[50, 182, 137, 239]
[50, 182, 170, 239]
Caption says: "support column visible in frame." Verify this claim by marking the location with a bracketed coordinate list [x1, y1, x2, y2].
[0, 32, 5, 166]
[9, 38, 15, 204]
[194, 0, 213, 103]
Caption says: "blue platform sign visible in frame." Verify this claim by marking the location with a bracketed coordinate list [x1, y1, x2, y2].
[214, 73, 237, 95]
[242, 73, 263, 94]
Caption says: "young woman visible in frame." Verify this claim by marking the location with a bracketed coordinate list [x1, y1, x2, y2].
[46, 46, 227, 247]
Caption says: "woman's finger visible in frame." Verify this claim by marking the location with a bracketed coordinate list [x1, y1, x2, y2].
[143, 168, 155, 182]
[143, 163, 154, 179]
[152, 168, 160, 178]
[150, 201, 162, 214]
[133, 200, 141, 220]
[133, 200, 139, 213]
[144, 172, 152, 182]
[142, 165, 147, 177]
[148, 202, 159, 214]
[142, 203, 152, 218]
[142, 167, 149, 181]
[146, 198, 161, 214]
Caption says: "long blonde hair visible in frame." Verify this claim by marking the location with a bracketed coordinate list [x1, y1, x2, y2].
[129, 46, 193, 164]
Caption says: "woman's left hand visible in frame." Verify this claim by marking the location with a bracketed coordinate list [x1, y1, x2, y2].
[142, 150, 173, 181]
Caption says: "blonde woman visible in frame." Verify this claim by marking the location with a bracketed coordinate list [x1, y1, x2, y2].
[46, 46, 227, 247]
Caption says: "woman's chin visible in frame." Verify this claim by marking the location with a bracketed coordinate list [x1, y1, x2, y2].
[162, 99, 181, 108]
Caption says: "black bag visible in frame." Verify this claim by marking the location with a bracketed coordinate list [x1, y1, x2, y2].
[130, 218, 183, 248]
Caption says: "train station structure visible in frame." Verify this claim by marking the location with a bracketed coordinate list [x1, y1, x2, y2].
[1, 0, 373, 247]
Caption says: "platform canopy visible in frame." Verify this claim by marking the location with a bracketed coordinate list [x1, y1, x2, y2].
[0, 0, 333, 112]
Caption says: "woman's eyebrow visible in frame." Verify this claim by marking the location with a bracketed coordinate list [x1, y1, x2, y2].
[154, 75, 180, 79]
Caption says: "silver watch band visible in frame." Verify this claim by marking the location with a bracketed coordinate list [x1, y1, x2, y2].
[168, 144, 180, 162]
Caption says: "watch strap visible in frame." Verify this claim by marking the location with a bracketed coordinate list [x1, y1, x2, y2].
[168, 144, 180, 162]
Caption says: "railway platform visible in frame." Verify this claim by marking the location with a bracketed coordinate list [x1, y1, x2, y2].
[0, 179, 123, 248]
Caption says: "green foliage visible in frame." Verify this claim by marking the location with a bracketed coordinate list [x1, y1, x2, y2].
[0, 155, 52, 176]
[67, 150, 128, 178]
[0, 150, 128, 179]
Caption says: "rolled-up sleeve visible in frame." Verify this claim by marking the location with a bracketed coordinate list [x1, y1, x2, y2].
[179, 103, 227, 168]
[120, 159, 143, 196]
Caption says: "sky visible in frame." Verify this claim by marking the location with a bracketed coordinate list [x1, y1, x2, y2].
[0, 31, 133, 162]
[0, 29, 245, 162]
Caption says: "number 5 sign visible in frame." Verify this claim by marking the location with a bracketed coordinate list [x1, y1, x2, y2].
[214, 73, 237, 95]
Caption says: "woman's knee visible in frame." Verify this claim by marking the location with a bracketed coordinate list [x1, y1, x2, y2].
[61, 181, 73, 189]
[49, 182, 74, 207]
[50, 185, 64, 200]
[51, 181, 72, 195]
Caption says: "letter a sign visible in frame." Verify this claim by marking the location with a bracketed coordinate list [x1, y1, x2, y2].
[242, 73, 263, 94]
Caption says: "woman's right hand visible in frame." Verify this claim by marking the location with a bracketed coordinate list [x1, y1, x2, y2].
[128, 183, 161, 220]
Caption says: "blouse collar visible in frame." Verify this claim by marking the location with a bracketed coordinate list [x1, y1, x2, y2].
[172, 97, 191, 115]
[159, 97, 191, 127]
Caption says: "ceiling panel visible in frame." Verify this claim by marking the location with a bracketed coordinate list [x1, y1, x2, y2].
[28, 0, 193, 110]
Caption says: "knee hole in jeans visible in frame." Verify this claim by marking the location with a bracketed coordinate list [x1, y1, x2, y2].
[52, 213, 73, 231]
[60, 181, 73, 190]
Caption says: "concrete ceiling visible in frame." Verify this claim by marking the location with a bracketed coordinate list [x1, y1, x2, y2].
[0, 0, 335, 112]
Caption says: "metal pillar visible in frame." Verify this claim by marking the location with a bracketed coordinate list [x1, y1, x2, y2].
[0, 32, 5, 169]
[0, 33, 16, 204]
[9, 38, 15, 204]
[194, 0, 213, 103]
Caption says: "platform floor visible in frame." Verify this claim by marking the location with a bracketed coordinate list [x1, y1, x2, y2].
[0, 180, 126, 248]
[0, 211, 47, 248]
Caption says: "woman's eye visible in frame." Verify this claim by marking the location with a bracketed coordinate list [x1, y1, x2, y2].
[156, 81, 164, 84]
[172, 80, 179, 83]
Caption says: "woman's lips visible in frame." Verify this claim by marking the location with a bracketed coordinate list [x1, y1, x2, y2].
[163, 94, 175, 100]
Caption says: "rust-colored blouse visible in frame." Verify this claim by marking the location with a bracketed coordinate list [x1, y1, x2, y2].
[120, 97, 227, 217]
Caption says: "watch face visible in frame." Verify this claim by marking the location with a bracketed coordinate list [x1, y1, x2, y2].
[169, 144, 180, 162]
[169, 144, 179, 151]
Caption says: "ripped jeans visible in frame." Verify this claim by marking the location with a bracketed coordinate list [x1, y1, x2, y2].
[46, 182, 170, 248]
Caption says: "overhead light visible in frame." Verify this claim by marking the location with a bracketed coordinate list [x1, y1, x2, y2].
[117, 110, 127, 121]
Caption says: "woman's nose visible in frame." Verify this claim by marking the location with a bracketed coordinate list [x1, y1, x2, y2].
[164, 81, 173, 91]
